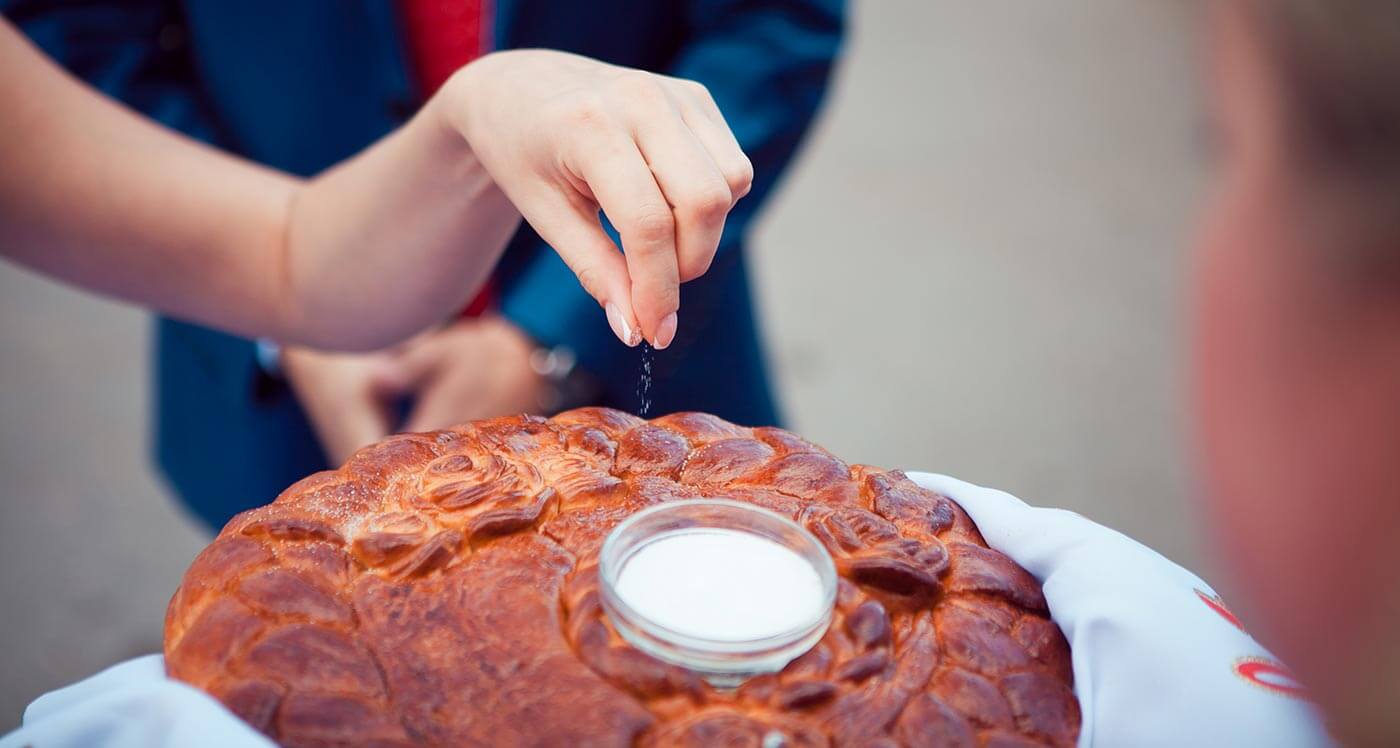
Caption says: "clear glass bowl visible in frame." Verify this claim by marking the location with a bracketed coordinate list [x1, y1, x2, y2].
[598, 499, 837, 687]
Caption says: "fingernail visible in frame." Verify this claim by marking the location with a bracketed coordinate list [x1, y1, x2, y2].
[654, 312, 678, 350]
[606, 303, 640, 347]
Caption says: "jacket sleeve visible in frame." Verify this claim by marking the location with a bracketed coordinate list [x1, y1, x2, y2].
[499, 0, 846, 387]
[2, 0, 228, 144]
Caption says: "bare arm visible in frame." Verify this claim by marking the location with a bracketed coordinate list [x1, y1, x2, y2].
[0, 22, 750, 350]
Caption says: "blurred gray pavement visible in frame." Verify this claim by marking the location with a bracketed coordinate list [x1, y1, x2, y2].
[0, 0, 1206, 727]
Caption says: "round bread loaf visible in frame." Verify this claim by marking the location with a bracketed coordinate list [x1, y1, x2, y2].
[165, 409, 1079, 747]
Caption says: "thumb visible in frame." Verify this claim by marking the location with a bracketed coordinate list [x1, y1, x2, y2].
[324, 400, 394, 465]
[369, 338, 444, 398]
[515, 188, 641, 347]
[401, 378, 466, 434]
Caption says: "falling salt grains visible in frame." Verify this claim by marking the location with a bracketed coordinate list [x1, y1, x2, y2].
[636, 343, 654, 417]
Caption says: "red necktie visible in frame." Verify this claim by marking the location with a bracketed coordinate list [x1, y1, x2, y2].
[399, 0, 495, 318]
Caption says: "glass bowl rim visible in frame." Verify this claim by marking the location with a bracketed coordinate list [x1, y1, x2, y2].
[598, 498, 839, 656]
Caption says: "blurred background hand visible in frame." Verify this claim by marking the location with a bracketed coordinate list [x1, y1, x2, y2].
[372, 317, 546, 434]
[284, 318, 547, 465]
[280, 346, 397, 466]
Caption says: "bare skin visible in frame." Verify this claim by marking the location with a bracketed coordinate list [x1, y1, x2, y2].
[284, 317, 545, 465]
[0, 21, 749, 352]
[1194, 4, 1400, 743]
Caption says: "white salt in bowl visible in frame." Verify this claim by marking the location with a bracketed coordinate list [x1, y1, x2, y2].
[599, 499, 838, 687]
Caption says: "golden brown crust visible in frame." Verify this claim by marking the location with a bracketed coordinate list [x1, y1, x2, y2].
[165, 408, 1079, 747]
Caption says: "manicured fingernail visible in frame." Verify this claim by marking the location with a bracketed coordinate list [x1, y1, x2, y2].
[654, 312, 678, 350]
[606, 303, 640, 347]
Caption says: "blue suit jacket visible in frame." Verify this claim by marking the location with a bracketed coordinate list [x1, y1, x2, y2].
[5, 0, 843, 530]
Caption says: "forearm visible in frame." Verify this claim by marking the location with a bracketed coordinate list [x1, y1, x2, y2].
[0, 21, 519, 350]
[280, 90, 519, 350]
[0, 20, 294, 336]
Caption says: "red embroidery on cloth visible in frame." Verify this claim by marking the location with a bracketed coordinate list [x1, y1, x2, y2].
[1233, 656, 1309, 700]
[1195, 588, 1246, 631]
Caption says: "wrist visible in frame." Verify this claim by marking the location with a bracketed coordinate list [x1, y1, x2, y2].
[424, 99, 472, 165]
[418, 68, 490, 186]
[435, 57, 493, 155]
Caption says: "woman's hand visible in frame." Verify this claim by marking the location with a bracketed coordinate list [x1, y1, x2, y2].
[283, 318, 546, 465]
[281, 319, 543, 465]
[370, 317, 546, 432]
[436, 50, 754, 349]
[281, 346, 399, 465]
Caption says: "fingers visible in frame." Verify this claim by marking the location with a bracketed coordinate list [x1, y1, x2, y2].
[490, 62, 752, 350]
[629, 88, 731, 289]
[568, 129, 681, 346]
[672, 80, 754, 203]
[372, 333, 462, 432]
[281, 348, 394, 464]
[403, 382, 463, 433]
[368, 337, 442, 397]
[567, 77, 749, 348]
[511, 186, 642, 347]
[375, 336, 457, 434]
[324, 398, 393, 465]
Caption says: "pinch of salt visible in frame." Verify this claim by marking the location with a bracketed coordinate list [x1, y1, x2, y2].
[614, 529, 825, 642]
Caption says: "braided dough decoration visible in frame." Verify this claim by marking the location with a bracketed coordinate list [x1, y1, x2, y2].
[165, 409, 1080, 747]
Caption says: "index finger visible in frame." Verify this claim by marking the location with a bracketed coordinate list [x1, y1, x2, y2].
[570, 131, 680, 347]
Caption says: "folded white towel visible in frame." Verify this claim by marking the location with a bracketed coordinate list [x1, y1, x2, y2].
[908, 471, 1332, 748]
